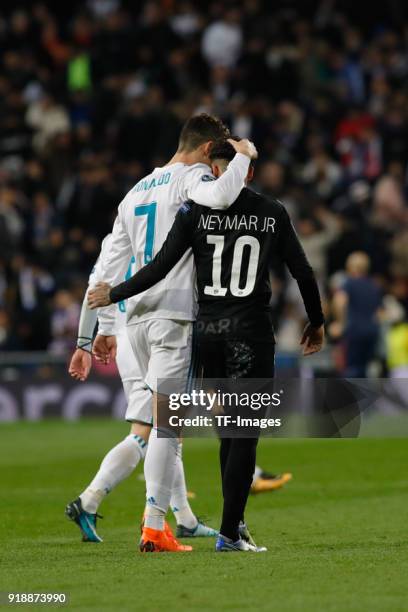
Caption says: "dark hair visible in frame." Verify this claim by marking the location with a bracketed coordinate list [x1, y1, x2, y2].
[209, 139, 236, 162]
[178, 114, 230, 152]
[210, 138, 255, 169]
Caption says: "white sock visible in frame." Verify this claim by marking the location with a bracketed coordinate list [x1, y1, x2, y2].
[80, 434, 147, 513]
[144, 505, 166, 531]
[170, 443, 197, 529]
[144, 428, 178, 531]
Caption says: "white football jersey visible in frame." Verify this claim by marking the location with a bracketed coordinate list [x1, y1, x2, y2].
[89, 233, 135, 333]
[97, 154, 250, 332]
[89, 234, 138, 384]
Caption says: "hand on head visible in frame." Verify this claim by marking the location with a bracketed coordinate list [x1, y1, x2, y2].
[227, 138, 258, 160]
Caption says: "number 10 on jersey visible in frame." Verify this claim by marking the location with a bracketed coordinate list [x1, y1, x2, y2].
[204, 234, 260, 298]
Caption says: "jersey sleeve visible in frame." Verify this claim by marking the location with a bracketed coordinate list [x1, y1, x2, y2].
[110, 202, 193, 304]
[277, 206, 324, 328]
[97, 208, 133, 335]
[77, 234, 117, 344]
[76, 237, 109, 350]
[179, 153, 250, 210]
[98, 206, 133, 285]
[76, 290, 98, 351]
[88, 234, 111, 286]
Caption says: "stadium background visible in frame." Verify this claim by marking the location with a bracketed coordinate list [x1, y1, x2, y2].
[1, 0, 408, 385]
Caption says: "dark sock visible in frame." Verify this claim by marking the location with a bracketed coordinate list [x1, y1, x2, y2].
[220, 437, 259, 541]
[219, 438, 232, 499]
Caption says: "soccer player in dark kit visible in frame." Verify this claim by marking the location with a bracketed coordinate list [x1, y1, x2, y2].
[89, 140, 325, 552]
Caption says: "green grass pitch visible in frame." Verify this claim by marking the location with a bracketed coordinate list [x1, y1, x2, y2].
[1, 420, 407, 611]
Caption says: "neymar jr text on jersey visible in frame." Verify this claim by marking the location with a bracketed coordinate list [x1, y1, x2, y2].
[198, 213, 276, 233]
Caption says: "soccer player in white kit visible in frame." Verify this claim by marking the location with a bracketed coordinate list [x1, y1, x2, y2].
[66, 234, 217, 543]
[92, 114, 257, 552]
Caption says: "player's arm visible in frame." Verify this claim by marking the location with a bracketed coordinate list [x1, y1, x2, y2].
[68, 288, 96, 381]
[277, 207, 325, 355]
[96, 204, 133, 337]
[70, 233, 122, 376]
[76, 288, 98, 354]
[181, 139, 257, 210]
[68, 248, 106, 381]
[88, 204, 193, 308]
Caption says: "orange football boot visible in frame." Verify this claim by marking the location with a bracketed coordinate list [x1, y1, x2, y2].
[140, 527, 193, 552]
[141, 515, 177, 540]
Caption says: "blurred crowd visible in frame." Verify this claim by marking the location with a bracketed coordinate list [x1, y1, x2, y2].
[0, 0, 407, 375]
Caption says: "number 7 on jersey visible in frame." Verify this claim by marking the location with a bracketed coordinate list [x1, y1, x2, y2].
[135, 202, 157, 264]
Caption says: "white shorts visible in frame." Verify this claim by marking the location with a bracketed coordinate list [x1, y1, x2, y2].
[116, 326, 153, 425]
[126, 319, 193, 396]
